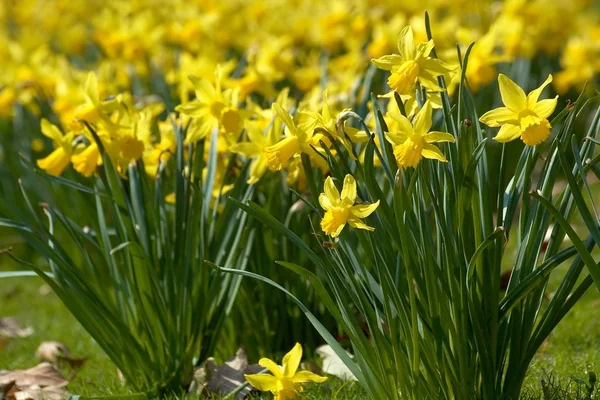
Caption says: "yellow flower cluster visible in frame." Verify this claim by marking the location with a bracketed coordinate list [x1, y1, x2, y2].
[0, 0, 588, 239]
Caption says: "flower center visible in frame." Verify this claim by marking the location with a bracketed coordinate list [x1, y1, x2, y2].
[521, 117, 551, 146]
[263, 136, 301, 171]
[210, 100, 225, 118]
[321, 207, 350, 237]
[387, 60, 420, 94]
[393, 135, 424, 168]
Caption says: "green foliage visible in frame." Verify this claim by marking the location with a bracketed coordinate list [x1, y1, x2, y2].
[0, 125, 253, 394]
[218, 24, 600, 400]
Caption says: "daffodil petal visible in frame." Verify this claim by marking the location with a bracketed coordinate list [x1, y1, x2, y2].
[291, 371, 328, 384]
[40, 119, 64, 142]
[493, 124, 522, 143]
[259, 358, 283, 379]
[532, 97, 558, 119]
[244, 373, 278, 392]
[323, 176, 340, 203]
[371, 55, 404, 71]
[282, 343, 302, 378]
[479, 107, 519, 127]
[397, 26, 416, 59]
[527, 74, 553, 107]
[418, 57, 454, 75]
[347, 218, 375, 231]
[424, 131, 455, 143]
[319, 193, 334, 211]
[385, 131, 408, 145]
[350, 200, 380, 218]
[189, 76, 216, 104]
[341, 175, 357, 205]
[413, 100, 433, 134]
[498, 74, 527, 111]
[230, 142, 260, 157]
[421, 143, 447, 162]
[272, 103, 297, 136]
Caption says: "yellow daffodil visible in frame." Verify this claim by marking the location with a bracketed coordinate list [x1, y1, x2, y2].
[175, 68, 243, 144]
[319, 174, 380, 238]
[371, 26, 454, 95]
[36, 119, 74, 176]
[263, 103, 328, 172]
[385, 100, 455, 168]
[299, 91, 368, 155]
[244, 343, 327, 400]
[479, 74, 558, 146]
[230, 120, 278, 184]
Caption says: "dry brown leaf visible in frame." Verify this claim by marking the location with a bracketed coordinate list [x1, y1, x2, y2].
[11, 385, 67, 400]
[191, 348, 262, 399]
[0, 363, 68, 388]
[35, 342, 70, 364]
[0, 318, 33, 338]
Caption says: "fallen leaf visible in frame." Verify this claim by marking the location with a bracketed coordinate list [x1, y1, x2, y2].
[0, 337, 8, 351]
[0, 318, 33, 338]
[191, 348, 262, 399]
[316, 344, 357, 381]
[35, 342, 70, 364]
[0, 363, 68, 388]
[12, 385, 67, 400]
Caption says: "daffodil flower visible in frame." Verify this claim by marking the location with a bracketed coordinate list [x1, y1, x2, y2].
[175, 68, 243, 144]
[479, 74, 558, 146]
[319, 174, 380, 238]
[371, 26, 454, 95]
[263, 103, 328, 172]
[244, 343, 327, 400]
[230, 120, 278, 184]
[385, 100, 455, 168]
[36, 119, 74, 176]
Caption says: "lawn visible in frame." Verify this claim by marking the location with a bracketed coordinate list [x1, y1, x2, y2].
[2, 266, 600, 399]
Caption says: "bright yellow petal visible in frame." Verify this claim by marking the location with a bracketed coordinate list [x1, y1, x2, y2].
[83, 72, 99, 104]
[244, 373, 278, 392]
[40, 119, 64, 143]
[397, 26, 416, 59]
[323, 176, 340, 203]
[347, 218, 375, 231]
[291, 371, 328, 384]
[526, 74, 553, 107]
[413, 100, 432, 135]
[498, 74, 526, 112]
[350, 200, 380, 218]
[415, 40, 435, 59]
[259, 358, 283, 379]
[319, 193, 334, 211]
[479, 107, 519, 127]
[493, 124, 522, 143]
[282, 343, 302, 378]
[272, 103, 297, 137]
[424, 131, 455, 143]
[189, 76, 216, 104]
[388, 112, 413, 134]
[341, 175, 357, 205]
[421, 143, 447, 162]
[385, 131, 408, 146]
[532, 97, 558, 119]
[37, 147, 71, 176]
[371, 55, 404, 71]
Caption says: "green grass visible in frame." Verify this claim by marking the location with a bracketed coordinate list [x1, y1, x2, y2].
[1, 274, 600, 399]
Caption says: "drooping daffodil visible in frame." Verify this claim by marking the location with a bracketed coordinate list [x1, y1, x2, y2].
[479, 74, 558, 146]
